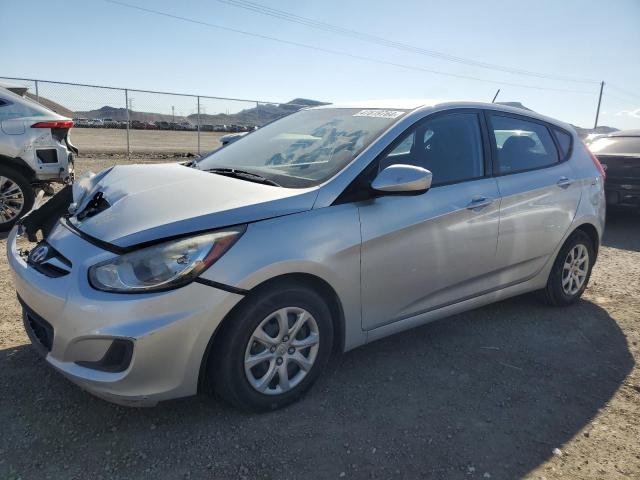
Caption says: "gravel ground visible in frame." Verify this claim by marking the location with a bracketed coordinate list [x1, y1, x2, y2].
[0, 157, 638, 480]
[70, 128, 226, 154]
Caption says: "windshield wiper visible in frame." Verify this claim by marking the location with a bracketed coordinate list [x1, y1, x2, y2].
[205, 168, 281, 187]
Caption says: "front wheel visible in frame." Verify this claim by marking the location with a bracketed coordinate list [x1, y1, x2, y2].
[210, 283, 334, 411]
[539, 230, 595, 306]
[0, 166, 35, 232]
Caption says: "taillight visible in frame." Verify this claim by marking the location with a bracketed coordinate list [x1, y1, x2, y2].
[587, 148, 606, 179]
[31, 120, 74, 129]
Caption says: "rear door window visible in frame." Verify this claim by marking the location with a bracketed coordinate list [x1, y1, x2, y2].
[489, 114, 559, 174]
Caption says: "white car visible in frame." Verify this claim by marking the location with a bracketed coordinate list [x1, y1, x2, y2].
[101, 118, 119, 128]
[220, 132, 248, 146]
[0, 87, 77, 230]
[72, 118, 89, 127]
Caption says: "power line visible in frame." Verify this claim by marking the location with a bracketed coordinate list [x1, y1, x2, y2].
[607, 84, 640, 102]
[602, 92, 640, 105]
[105, 0, 597, 95]
[215, 0, 600, 85]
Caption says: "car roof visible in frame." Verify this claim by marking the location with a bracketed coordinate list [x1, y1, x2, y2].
[311, 99, 574, 132]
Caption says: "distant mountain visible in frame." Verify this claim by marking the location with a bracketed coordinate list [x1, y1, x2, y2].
[74, 98, 329, 126]
[74, 105, 189, 123]
[188, 98, 328, 126]
[34, 94, 621, 137]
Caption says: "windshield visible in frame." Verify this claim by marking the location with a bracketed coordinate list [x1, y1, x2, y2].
[196, 108, 408, 188]
[590, 136, 640, 156]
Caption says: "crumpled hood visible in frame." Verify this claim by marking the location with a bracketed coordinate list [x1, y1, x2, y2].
[69, 163, 317, 247]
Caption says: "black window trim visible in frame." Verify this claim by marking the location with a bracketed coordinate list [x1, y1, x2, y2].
[550, 126, 574, 162]
[483, 110, 569, 177]
[334, 108, 493, 204]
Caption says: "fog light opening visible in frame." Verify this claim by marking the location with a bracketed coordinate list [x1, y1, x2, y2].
[75, 339, 134, 373]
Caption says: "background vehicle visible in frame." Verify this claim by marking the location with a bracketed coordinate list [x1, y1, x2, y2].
[72, 117, 89, 127]
[9, 101, 605, 411]
[0, 86, 77, 230]
[220, 131, 248, 146]
[101, 118, 118, 128]
[589, 130, 640, 209]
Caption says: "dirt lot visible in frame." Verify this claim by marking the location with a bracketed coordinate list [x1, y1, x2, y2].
[0, 156, 638, 479]
[71, 128, 227, 154]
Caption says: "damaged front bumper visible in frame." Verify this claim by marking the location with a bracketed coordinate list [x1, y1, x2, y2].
[7, 201, 244, 406]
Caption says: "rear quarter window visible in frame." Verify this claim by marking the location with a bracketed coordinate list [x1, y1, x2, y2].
[553, 128, 572, 159]
[0, 99, 44, 121]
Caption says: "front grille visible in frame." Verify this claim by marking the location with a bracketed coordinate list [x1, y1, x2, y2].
[27, 242, 72, 278]
[18, 296, 54, 354]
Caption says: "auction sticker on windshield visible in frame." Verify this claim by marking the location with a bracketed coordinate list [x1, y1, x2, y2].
[353, 110, 405, 119]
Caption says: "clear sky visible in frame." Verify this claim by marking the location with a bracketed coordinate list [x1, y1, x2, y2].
[2, 0, 639, 129]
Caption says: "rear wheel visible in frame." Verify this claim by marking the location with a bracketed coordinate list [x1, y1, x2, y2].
[539, 230, 595, 306]
[210, 283, 334, 411]
[0, 166, 34, 232]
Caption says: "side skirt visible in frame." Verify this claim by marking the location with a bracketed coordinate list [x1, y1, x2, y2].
[365, 275, 545, 344]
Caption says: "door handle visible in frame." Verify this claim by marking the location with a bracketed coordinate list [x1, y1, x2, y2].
[557, 177, 574, 188]
[466, 196, 494, 210]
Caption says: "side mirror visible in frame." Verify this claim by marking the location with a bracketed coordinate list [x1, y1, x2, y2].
[371, 164, 432, 195]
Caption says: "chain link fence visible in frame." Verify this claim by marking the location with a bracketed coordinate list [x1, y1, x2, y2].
[0, 76, 315, 158]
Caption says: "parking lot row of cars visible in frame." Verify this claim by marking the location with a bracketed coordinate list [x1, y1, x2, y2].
[71, 118, 256, 132]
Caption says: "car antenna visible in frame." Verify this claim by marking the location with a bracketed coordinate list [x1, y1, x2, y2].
[491, 89, 500, 103]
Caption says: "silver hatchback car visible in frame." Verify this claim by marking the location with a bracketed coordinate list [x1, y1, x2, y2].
[8, 100, 606, 411]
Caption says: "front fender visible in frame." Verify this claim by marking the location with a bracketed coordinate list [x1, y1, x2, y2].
[201, 205, 366, 350]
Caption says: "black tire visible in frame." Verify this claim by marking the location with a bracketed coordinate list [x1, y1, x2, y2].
[0, 166, 35, 232]
[539, 230, 595, 306]
[210, 282, 334, 412]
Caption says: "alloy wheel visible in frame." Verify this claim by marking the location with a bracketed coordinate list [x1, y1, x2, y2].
[244, 306, 320, 395]
[0, 176, 25, 223]
[562, 244, 589, 296]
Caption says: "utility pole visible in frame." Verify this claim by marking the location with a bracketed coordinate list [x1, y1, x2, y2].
[125, 89, 130, 158]
[197, 96, 201, 155]
[594, 81, 604, 129]
[172, 106, 175, 124]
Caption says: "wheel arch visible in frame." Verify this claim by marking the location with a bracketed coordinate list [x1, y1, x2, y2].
[197, 272, 346, 393]
[0, 155, 36, 182]
[571, 222, 600, 259]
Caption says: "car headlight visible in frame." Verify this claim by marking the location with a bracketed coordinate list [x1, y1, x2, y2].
[88, 226, 245, 293]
